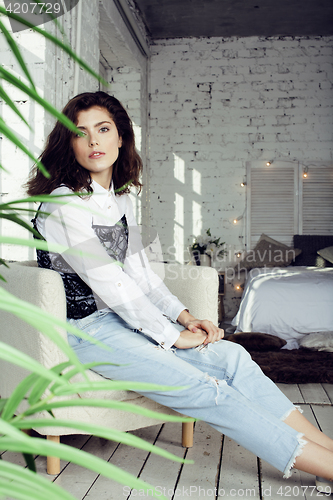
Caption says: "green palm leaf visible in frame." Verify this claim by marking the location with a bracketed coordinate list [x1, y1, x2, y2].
[0, 342, 67, 387]
[0, 481, 71, 500]
[27, 362, 72, 406]
[52, 379, 185, 396]
[0, 85, 31, 127]
[0, 116, 49, 177]
[0, 213, 41, 237]
[12, 419, 192, 466]
[0, 287, 112, 368]
[0, 436, 169, 500]
[0, 66, 81, 135]
[23, 398, 194, 424]
[0, 17, 36, 89]
[0, 461, 75, 500]
[1, 373, 40, 421]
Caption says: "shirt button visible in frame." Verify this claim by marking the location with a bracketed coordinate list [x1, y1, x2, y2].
[108, 206, 111, 209]
[117, 283, 121, 287]
[161, 342, 165, 346]
[138, 328, 142, 331]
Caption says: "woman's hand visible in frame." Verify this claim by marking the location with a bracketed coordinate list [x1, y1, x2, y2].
[176, 309, 224, 347]
[173, 329, 208, 349]
[186, 319, 224, 344]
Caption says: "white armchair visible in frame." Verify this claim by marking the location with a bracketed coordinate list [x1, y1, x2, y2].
[0, 260, 218, 474]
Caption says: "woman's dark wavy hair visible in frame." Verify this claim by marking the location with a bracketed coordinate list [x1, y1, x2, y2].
[26, 91, 142, 196]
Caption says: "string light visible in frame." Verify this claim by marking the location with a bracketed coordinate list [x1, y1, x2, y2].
[266, 161, 272, 166]
[236, 251, 242, 258]
[303, 166, 308, 178]
[235, 284, 241, 291]
[240, 175, 247, 187]
[233, 215, 243, 224]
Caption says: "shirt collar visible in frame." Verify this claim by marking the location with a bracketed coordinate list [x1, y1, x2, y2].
[90, 180, 115, 208]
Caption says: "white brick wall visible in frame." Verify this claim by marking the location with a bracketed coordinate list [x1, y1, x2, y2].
[107, 65, 149, 227]
[149, 35, 333, 317]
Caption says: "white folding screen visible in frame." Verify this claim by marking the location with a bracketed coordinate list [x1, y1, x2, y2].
[300, 165, 333, 235]
[246, 161, 333, 250]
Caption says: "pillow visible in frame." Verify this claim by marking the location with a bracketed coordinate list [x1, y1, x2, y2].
[299, 332, 333, 352]
[317, 246, 333, 265]
[227, 332, 287, 351]
[235, 234, 301, 271]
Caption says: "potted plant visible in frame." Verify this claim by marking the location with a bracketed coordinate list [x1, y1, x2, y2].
[190, 229, 226, 266]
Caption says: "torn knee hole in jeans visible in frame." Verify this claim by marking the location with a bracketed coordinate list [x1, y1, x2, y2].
[202, 372, 227, 404]
[195, 343, 219, 356]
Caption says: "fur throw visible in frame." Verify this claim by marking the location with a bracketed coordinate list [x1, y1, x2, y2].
[226, 332, 333, 384]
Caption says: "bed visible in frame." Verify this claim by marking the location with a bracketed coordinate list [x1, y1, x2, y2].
[231, 234, 333, 350]
[231, 266, 333, 349]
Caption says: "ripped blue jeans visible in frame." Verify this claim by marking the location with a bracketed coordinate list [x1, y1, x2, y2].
[67, 309, 306, 478]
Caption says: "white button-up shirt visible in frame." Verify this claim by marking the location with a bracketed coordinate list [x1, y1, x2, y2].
[36, 181, 186, 349]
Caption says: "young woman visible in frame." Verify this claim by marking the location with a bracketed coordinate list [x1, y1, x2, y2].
[27, 91, 333, 491]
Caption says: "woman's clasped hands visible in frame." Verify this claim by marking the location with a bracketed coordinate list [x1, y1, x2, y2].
[174, 310, 224, 349]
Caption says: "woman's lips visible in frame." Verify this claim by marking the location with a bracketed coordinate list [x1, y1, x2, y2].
[89, 151, 105, 159]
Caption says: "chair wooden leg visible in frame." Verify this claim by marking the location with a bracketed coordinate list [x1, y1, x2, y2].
[182, 421, 194, 448]
[46, 435, 60, 475]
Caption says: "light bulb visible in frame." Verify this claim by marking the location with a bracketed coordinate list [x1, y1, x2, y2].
[236, 285, 241, 290]
[240, 181, 246, 187]
[233, 219, 238, 224]
[266, 161, 271, 166]
[303, 172, 308, 178]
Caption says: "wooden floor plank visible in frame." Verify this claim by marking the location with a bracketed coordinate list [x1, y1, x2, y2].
[1, 450, 29, 468]
[260, 465, 311, 500]
[52, 435, 119, 498]
[322, 383, 333, 403]
[311, 405, 333, 438]
[134, 422, 186, 500]
[219, 436, 260, 499]
[276, 383, 304, 404]
[175, 421, 222, 500]
[298, 384, 331, 404]
[84, 425, 162, 500]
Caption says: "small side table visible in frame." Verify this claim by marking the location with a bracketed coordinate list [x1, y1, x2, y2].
[217, 272, 225, 323]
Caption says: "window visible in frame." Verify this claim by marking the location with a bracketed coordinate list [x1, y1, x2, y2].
[246, 161, 333, 250]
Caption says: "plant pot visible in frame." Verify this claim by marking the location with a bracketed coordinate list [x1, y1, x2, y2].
[200, 254, 211, 266]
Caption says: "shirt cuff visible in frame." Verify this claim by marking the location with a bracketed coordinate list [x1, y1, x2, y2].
[159, 323, 181, 350]
[164, 299, 188, 324]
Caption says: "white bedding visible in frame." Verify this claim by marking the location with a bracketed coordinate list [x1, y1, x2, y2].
[231, 266, 333, 349]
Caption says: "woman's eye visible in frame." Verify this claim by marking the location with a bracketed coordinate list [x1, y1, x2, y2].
[100, 127, 109, 133]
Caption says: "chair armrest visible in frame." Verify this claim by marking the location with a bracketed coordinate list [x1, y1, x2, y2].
[0, 262, 68, 376]
[150, 263, 218, 325]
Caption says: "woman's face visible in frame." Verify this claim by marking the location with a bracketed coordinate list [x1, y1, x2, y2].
[72, 106, 122, 189]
